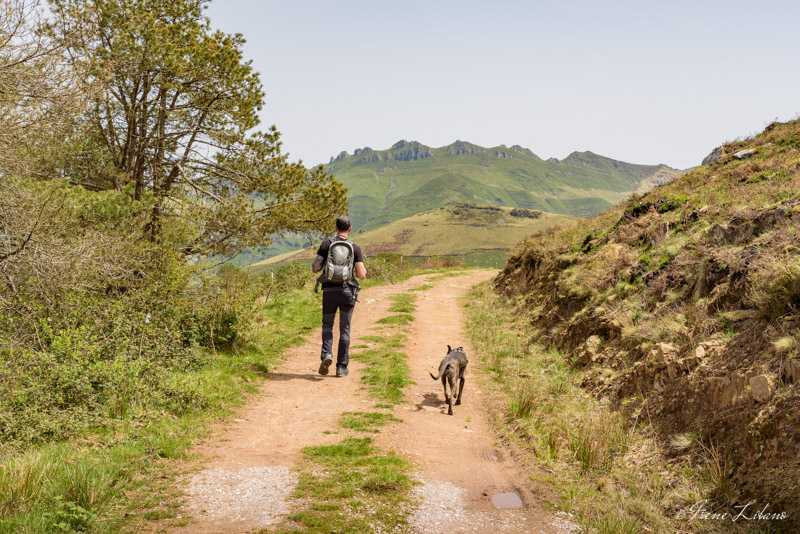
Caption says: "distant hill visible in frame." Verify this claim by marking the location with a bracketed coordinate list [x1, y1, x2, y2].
[324, 140, 682, 231]
[249, 203, 577, 268]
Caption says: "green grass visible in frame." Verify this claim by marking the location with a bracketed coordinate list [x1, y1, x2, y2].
[408, 284, 433, 292]
[376, 313, 413, 325]
[339, 412, 403, 433]
[0, 288, 322, 533]
[387, 294, 416, 313]
[352, 333, 413, 405]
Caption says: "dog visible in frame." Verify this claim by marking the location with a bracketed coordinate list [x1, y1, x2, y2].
[430, 345, 468, 415]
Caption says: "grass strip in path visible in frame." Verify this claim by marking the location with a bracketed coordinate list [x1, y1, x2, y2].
[272, 291, 422, 533]
[340, 412, 403, 433]
[407, 284, 433, 292]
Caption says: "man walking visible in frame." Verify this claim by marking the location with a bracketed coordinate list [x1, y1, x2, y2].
[312, 215, 367, 377]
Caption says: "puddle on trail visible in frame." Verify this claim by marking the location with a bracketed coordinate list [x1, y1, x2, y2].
[491, 491, 523, 509]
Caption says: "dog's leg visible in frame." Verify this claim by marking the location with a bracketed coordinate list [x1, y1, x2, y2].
[456, 375, 465, 406]
[446, 372, 455, 415]
[441, 376, 449, 404]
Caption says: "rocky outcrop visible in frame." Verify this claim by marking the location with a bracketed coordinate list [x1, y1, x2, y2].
[509, 145, 540, 159]
[446, 144, 485, 156]
[357, 153, 382, 164]
[749, 374, 773, 402]
[575, 335, 603, 366]
[703, 202, 794, 246]
[733, 148, 758, 160]
[392, 146, 432, 162]
[492, 150, 519, 160]
[701, 146, 723, 165]
[329, 150, 349, 164]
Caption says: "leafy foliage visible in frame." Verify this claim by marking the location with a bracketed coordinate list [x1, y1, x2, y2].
[47, 0, 347, 254]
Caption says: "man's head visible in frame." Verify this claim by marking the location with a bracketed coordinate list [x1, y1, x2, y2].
[335, 215, 352, 233]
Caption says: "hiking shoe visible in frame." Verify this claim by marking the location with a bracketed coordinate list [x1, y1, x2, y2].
[336, 366, 349, 377]
[319, 356, 333, 375]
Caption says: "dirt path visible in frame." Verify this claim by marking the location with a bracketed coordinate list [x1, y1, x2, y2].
[168, 271, 573, 534]
[380, 272, 566, 534]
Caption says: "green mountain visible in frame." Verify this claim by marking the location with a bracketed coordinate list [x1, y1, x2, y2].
[325, 140, 682, 231]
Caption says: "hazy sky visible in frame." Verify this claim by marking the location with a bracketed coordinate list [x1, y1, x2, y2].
[206, 0, 799, 170]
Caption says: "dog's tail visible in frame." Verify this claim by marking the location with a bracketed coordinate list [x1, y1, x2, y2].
[430, 360, 451, 381]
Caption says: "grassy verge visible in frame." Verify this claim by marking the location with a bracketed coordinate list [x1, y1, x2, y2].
[0, 288, 321, 533]
[273, 292, 419, 533]
[464, 283, 730, 534]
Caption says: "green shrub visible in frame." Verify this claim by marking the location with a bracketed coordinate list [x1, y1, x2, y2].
[365, 254, 403, 282]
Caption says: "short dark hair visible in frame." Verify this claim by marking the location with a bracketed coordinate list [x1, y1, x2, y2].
[335, 215, 352, 232]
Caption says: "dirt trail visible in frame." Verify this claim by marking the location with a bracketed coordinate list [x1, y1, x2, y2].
[168, 271, 572, 534]
[380, 272, 564, 534]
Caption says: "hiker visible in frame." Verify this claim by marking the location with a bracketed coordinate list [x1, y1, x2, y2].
[312, 215, 367, 377]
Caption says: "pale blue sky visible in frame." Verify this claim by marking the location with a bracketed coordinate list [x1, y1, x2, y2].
[207, 0, 800, 169]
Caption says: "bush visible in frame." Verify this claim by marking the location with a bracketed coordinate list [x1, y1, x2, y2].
[418, 256, 465, 269]
[0, 179, 257, 447]
[365, 254, 403, 282]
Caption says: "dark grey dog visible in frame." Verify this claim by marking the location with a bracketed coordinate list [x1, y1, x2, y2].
[429, 345, 468, 415]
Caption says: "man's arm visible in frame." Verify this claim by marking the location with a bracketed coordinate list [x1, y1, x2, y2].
[312, 255, 324, 273]
[354, 261, 367, 280]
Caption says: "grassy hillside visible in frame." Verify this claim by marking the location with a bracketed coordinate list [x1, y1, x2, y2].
[249, 203, 577, 268]
[325, 140, 682, 231]
[495, 119, 800, 531]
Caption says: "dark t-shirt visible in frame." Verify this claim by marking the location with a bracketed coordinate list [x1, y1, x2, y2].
[316, 237, 364, 289]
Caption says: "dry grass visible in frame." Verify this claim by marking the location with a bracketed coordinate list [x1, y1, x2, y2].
[749, 257, 800, 320]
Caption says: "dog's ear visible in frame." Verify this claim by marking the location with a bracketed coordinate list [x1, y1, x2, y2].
[447, 344, 452, 353]
[457, 346, 464, 352]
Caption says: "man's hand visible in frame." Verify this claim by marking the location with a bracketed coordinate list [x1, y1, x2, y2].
[312, 255, 324, 273]
[354, 261, 367, 280]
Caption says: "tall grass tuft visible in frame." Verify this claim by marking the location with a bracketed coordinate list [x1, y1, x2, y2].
[569, 411, 630, 473]
[700, 440, 734, 500]
[509, 382, 539, 419]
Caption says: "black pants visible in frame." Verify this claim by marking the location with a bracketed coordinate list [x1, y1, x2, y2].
[321, 287, 356, 368]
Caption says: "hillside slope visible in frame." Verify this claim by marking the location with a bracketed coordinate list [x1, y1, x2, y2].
[353, 203, 576, 257]
[251, 203, 577, 267]
[325, 140, 681, 231]
[496, 120, 800, 527]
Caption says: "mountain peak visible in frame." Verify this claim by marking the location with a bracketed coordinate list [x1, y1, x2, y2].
[509, 144, 540, 160]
